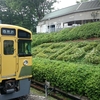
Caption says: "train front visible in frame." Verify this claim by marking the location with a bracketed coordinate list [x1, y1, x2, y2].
[0, 25, 32, 100]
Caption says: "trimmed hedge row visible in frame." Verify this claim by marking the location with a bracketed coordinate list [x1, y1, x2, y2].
[32, 22, 100, 47]
[32, 41, 100, 64]
[32, 58, 100, 100]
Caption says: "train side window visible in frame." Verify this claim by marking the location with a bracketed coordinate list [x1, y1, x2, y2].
[4, 40, 14, 55]
[18, 40, 31, 56]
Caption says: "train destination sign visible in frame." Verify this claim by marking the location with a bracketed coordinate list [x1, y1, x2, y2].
[1, 28, 16, 35]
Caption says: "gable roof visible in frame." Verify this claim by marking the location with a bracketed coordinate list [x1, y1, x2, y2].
[42, 0, 100, 21]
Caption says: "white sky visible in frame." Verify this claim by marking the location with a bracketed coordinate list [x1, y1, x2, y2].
[54, 0, 77, 10]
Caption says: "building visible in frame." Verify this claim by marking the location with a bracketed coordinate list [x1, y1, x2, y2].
[37, 0, 100, 33]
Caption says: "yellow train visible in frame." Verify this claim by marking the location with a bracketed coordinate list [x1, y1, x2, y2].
[0, 24, 32, 99]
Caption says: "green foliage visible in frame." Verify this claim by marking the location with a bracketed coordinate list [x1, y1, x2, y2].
[35, 52, 48, 58]
[63, 48, 85, 61]
[0, 0, 57, 32]
[32, 58, 100, 100]
[85, 48, 100, 64]
[32, 40, 100, 64]
[32, 22, 100, 100]
[83, 42, 98, 51]
[32, 22, 100, 46]
[32, 29, 71, 46]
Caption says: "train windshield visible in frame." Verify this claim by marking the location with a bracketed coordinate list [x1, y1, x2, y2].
[18, 40, 31, 57]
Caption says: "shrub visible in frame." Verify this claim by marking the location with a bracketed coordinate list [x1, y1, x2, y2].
[32, 41, 100, 64]
[85, 48, 100, 64]
[63, 48, 85, 61]
[32, 22, 100, 47]
[32, 58, 100, 100]
[35, 52, 48, 58]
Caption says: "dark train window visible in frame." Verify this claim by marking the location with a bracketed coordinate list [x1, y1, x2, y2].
[1, 28, 16, 35]
[18, 30, 31, 38]
[4, 40, 14, 55]
[18, 40, 31, 57]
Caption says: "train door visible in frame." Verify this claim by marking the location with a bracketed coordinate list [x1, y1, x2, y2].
[0, 37, 1, 75]
[1, 37, 16, 78]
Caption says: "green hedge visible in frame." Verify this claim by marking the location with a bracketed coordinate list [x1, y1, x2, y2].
[32, 58, 100, 100]
[32, 22, 100, 47]
[32, 22, 100, 100]
[32, 41, 100, 64]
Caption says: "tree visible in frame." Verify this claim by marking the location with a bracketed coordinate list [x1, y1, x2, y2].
[0, 0, 57, 32]
[32, 0, 57, 21]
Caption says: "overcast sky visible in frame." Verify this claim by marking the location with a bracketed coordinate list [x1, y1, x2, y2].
[54, 0, 77, 10]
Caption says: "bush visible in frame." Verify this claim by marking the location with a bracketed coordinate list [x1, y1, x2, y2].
[85, 48, 100, 64]
[32, 58, 100, 100]
[35, 52, 48, 58]
[32, 41, 100, 64]
[32, 22, 100, 47]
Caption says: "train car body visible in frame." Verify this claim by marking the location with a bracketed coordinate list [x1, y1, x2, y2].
[0, 24, 32, 100]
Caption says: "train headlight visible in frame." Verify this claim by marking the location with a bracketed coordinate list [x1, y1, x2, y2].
[23, 60, 28, 65]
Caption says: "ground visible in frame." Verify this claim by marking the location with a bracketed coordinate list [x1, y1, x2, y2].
[27, 94, 47, 100]
[27, 88, 57, 100]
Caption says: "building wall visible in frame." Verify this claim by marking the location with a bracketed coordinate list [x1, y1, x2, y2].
[37, 10, 100, 33]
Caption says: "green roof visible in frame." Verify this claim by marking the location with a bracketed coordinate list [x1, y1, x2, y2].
[42, 0, 100, 21]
